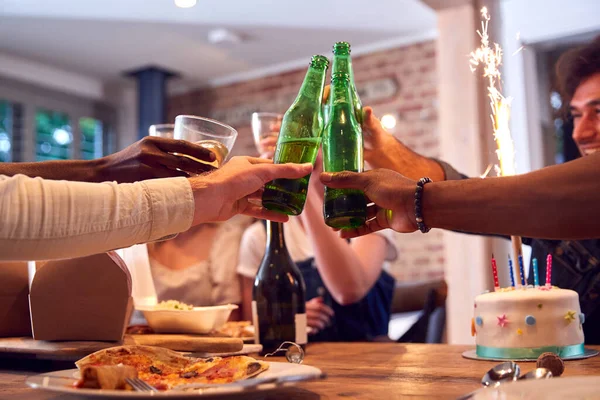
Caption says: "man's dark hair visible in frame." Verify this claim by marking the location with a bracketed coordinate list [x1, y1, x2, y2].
[555, 35, 600, 114]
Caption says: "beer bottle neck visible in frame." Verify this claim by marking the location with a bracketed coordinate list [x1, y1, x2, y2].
[330, 78, 353, 109]
[294, 65, 327, 106]
[332, 54, 355, 81]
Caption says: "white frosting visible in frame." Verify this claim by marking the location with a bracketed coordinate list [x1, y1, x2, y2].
[474, 287, 584, 349]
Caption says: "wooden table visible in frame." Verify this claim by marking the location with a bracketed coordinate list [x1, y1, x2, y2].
[1, 343, 599, 399]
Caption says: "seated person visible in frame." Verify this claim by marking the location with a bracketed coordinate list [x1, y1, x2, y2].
[339, 36, 600, 343]
[145, 216, 253, 320]
[237, 148, 399, 342]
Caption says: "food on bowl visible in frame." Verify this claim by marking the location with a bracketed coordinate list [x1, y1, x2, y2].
[75, 345, 269, 391]
[137, 304, 239, 334]
[154, 300, 194, 311]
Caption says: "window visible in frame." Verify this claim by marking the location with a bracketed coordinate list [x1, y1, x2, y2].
[35, 109, 72, 161]
[0, 100, 11, 162]
[79, 117, 103, 160]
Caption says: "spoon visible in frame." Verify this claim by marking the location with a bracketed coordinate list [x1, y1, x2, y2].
[481, 361, 520, 388]
[518, 368, 553, 380]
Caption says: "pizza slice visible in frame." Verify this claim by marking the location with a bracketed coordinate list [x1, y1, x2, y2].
[76, 365, 137, 390]
[75, 345, 269, 391]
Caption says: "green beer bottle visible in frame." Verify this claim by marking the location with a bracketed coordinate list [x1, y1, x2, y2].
[322, 73, 368, 229]
[261, 55, 329, 215]
[331, 42, 363, 124]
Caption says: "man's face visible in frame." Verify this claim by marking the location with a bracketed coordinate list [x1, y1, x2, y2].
[570, 72, 600, 156]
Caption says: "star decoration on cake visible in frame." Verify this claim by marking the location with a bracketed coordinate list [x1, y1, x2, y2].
[497, 314, 508, 327]
[516, 328, 523, 335]
[564, 310, 577, 324]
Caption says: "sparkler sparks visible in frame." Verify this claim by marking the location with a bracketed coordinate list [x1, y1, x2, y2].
[469, 7, 516, 178]
[471, 7, 524, 287]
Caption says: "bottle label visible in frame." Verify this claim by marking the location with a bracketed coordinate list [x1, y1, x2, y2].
[295, 313, 307, 345]
[251, 301, 260, 345]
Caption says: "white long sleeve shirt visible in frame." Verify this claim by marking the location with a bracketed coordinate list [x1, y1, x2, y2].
[0, 174, 194, 261]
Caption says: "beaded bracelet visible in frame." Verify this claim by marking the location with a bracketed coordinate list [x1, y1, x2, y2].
[414, 177, 432, 233]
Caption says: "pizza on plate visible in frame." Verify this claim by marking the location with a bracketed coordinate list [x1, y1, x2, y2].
[75, 345, 269, 391]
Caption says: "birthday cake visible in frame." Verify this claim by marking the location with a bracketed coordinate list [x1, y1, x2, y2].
[472, 286, 585, 359]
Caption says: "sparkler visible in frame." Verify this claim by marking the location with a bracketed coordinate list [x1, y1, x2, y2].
[470, 7, 524, 287]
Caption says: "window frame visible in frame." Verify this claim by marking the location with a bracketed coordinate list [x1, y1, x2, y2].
[0, 76, 116, 162]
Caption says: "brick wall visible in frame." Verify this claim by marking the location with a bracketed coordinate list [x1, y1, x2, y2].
[168, 40, 444, 283]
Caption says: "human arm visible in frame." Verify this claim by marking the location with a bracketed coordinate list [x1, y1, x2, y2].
[362, 106, 446, 181]
[0, 136, 217, 183]
[319, 153, 600, 240]
[0, 157, 312, 261]
[299, 154, 392, 305]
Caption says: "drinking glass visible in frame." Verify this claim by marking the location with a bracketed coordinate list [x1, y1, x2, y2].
[174, 115, 238, 168]
[148, 124, 175, 138]
[251, 112, 283, 155]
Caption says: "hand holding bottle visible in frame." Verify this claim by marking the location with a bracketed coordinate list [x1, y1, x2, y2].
[189, 156, 312, 225]
[320, 168, 418, 237]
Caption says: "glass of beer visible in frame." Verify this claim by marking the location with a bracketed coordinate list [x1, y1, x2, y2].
[251, 112, 282, 156]
[174, 115, 237, 168]
[149, 124, 175, 138]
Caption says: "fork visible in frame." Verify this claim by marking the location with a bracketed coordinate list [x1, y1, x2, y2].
[125, 378, 156, 392]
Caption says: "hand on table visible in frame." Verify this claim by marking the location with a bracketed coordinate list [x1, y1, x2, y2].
[320, 168, 418, 238]
[306, 297, 335, 334]
[189, 156, 312, 225]
[98, 136, 217, 182]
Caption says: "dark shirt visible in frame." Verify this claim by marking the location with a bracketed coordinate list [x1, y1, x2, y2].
[437, 160, 600, 344]
[297, 257, 395, 342]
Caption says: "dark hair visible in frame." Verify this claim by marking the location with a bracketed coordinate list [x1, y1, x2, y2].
[555, 35, 600, 115]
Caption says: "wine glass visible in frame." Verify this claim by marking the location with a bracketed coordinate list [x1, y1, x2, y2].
[251, 112, 282, 156]
[148, 124, 175, 138]
[174, 115, 238, 168]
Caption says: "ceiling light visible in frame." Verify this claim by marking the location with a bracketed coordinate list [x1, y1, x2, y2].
[174, 0, 197, 8]
[381, 114, 397, 130]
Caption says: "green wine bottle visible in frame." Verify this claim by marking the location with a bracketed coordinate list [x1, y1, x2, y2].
[252, 221, 307, 355]
[261, 55, 329, 216]
[322, 73, 368, 229]
[331, 41, 363, 124]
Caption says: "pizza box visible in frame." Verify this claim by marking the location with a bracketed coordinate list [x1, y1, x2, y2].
[0, 262, 32, 337]
[29, 252, 133, 341]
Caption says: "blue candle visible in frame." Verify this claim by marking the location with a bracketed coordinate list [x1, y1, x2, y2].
[532, 258, 539, 287]
[508, 256, 515, 287]
[518, 255, 526, 287]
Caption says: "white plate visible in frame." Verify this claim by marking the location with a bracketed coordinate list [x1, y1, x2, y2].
[137, 304, 238, 334]
[468, 376, 600, 399]
[25, 362, 324, 398]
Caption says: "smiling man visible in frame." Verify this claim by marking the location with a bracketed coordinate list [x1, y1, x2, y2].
[560, 38, 600, 157]
[326, 36, 600, 344]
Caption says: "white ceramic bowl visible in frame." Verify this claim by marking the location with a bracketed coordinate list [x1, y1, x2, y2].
[137, 304, 238, 334]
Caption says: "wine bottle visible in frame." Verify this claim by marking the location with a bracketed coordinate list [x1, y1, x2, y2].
[252, 221, 307, 355]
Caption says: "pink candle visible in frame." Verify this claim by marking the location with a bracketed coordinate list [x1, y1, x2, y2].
[491, 254, 500, 291]
[546, 254, 552, 287]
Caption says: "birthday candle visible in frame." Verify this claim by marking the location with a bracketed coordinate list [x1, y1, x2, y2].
[518, 255, 526, 287]
[546, 254, 552, 287]
[532, 258, 539, 287]
[508, 256, 515, 288]
[491, 254, 500, 291]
